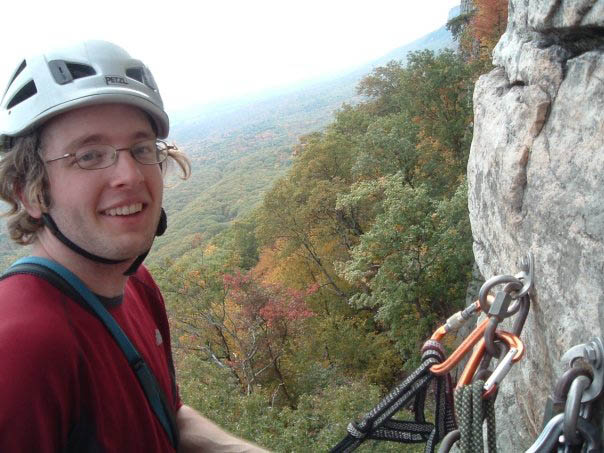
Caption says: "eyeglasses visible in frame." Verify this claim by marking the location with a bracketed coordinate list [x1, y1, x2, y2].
[45, 139, 175, 170]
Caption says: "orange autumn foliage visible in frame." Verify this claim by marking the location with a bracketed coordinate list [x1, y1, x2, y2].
[472, 0, 508, 53]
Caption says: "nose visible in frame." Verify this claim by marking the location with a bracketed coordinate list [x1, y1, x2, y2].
[110, 149, 145, 186]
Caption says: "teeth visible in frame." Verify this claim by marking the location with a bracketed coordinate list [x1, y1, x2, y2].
[104, 203, 143, 216]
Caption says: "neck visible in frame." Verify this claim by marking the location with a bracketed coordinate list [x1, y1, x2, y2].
[31, 230, 134, 297]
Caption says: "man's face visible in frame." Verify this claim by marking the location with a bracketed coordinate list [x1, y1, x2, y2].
[39, 103, 164, 262]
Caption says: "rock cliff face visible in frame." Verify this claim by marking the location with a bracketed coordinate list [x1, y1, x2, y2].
[467, 0, 604, 450]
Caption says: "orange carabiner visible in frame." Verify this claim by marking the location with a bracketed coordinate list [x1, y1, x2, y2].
[430, 317, 490, 375]
[481, 332, 524, 398]
[495, 330, 524, 361]
[456, 330, 525, 393]
[456, 337, 487, 387]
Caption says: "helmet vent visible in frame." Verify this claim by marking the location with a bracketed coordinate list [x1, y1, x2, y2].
[8, 60, 27, 89]
[126, 67, 158, 92]
[126, 67, 144, 83]
[7, 80, 37, 110]
[2, 60, 27, 99]
[49, 60, 96, 85]
[66, 63, 96, 80]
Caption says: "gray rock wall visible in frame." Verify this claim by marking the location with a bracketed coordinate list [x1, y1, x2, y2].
[467, 0, 604, 450]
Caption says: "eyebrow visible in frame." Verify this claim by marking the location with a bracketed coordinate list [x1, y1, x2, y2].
[65, 130, 155, 151]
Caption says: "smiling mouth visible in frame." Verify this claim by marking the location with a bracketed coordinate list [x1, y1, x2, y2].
[103, 203, 144, 216]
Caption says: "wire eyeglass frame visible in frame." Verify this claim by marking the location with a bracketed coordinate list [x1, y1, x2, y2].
[44, 139, 175, 170]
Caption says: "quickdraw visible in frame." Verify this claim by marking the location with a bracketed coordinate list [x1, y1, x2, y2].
[332, 253, 604, 452]
[435, 253, 533, 453]
[332, 254, 536, 452]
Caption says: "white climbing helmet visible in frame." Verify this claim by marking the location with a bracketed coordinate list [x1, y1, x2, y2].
[0, 40, 169, 144]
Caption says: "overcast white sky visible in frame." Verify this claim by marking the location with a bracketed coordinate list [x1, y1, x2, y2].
[1, 0, 459, 114]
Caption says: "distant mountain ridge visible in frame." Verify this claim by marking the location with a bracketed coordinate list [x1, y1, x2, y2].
[169, 21, 456, 147]
[152, 19, 457, 263]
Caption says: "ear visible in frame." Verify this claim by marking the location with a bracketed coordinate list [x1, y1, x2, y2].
[19, 189, 43, 219]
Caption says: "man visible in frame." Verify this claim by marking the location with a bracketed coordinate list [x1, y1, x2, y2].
[0, 40, 268, 452]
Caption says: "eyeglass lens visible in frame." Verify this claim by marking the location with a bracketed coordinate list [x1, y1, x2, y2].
[75, 140, 168, 169]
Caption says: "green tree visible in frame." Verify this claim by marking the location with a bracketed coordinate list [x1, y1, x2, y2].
[257, 129, 361, 300]
[338, 178, 473, 365]
[358, 50, 474, 195]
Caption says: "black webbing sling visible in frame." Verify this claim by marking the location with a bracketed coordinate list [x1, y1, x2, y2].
[2, 256, 179, 449]
[331, 341, 456, 453]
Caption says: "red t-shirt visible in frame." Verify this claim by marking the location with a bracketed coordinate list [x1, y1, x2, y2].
[0, 265, 181, 452]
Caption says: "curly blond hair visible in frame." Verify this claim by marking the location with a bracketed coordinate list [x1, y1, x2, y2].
[0, 130, 191, 245]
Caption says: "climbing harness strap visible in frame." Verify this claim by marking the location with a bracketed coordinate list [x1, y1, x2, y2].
[2, 257, 179, 449]
[330, 346, 455, 453]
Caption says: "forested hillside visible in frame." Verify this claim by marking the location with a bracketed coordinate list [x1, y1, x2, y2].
[150, 1, 509, 450]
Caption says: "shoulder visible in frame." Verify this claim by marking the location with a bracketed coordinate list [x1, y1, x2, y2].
[0, 273, 73, 327]
[0, 274, 80, 409]
[0, 274, 84, 451]
[129, 265, 162, 296]
[125, 265, 168, 317]
[0, 273, 80, 358]
[126, 265, 168, 311]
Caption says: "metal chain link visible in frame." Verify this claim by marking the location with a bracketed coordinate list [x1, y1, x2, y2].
[527, 338, 604, 452]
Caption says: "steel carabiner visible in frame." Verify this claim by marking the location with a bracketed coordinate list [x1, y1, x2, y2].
[437, 429, 460, 453]
[511, 293, 531, 337]
[563, 375, 591, 445]
[525, 413, 601, 453]
[525, 413, 564, 453]
[483, 285, 528, 357]
[478, 274, 523, 314]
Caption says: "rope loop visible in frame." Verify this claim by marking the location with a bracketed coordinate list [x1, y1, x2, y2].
[346, 422, 368, 440]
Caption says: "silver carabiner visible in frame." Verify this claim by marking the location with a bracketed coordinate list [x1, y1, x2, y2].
[483, 347, 518, 397]
[525, 413, 601, 453]
[525, 413, 564, 453]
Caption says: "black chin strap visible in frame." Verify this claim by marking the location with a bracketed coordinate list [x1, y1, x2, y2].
[122, 251, 149, 276]
[42, 213, 126, 265]
[122, 209, 167, 276]
[41, 208, 167, 276]
[156, 207, 168, 236]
